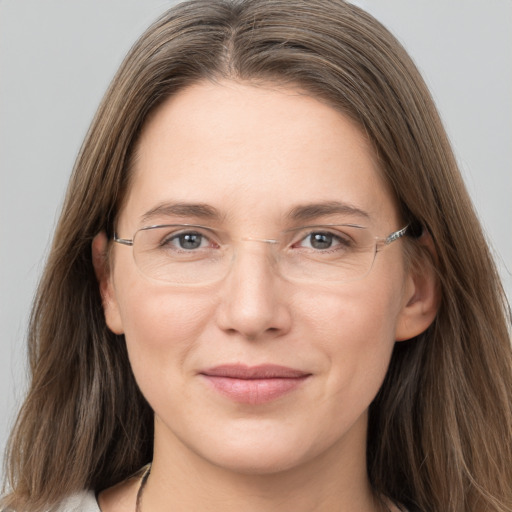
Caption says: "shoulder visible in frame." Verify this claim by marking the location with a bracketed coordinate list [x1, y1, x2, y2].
[49, 491, 100, 512]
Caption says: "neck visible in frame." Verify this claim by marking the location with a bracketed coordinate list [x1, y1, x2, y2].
[142, 415, 382, 512]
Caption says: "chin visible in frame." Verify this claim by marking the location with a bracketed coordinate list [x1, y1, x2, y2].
[183, 415, 358, 477]
[202, 442, 311, 476]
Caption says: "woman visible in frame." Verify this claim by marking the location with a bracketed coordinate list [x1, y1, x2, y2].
[2, 1, 511, 511]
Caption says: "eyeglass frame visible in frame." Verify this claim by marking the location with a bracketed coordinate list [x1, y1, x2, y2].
[112, 223, 409, 285]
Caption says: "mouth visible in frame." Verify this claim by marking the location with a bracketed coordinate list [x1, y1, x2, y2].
[199, 364, 311, 404]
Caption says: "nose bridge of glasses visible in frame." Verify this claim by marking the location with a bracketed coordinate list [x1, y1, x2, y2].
[240, 236, 279, 245]
[236, 236, 283, 266]
[226, 235, 282, 279]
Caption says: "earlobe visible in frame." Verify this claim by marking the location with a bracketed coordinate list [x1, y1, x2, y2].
[92, 232, 124, 335]
[395, 233, 440, 341]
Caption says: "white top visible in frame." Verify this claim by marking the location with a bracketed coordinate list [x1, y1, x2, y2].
[51, 491, 100, 512]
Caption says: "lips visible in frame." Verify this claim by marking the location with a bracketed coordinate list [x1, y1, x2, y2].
[199, 364, 311, 404]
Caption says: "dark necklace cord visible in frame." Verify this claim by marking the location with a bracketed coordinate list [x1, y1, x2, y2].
[135, 464, 151, 512]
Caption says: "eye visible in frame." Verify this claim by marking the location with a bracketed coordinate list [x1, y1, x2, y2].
[163, 231, 213, 250]
[293, 230, 352, 251]
[306, 232, 335, 250]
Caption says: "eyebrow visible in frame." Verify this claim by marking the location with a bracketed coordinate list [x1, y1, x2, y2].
[287, 201, 370, 222]
[140, 200, 370, 226]
[140, 202, 222, 225]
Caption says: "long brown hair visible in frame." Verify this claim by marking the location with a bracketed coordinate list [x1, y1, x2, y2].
[3, 1, 511, 511]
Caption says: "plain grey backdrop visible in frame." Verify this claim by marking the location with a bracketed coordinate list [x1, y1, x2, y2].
[1, 0, 511, 477]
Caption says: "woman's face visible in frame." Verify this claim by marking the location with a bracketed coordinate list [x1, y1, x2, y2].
[101, 80, 421, 475]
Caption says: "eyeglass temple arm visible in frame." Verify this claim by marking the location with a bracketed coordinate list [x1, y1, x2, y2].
[113, 234, 134, 246]
[385, 225, 408, 245]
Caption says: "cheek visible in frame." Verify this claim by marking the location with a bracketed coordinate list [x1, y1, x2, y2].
[119, 289, 203, 344]
[301, 279, 401, 346]
[297, 277, 402, 398]
[112, 269, 216, 391]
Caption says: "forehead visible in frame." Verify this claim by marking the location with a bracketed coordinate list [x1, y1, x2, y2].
[120, 80, 398, 231]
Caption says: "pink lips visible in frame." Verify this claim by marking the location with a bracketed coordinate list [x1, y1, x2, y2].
[200, 364, 310, 404]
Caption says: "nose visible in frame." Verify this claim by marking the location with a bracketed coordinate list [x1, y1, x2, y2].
[215, 242, 292, 340]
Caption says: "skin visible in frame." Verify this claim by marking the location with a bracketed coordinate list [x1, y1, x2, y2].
[94, 80, 438, 512]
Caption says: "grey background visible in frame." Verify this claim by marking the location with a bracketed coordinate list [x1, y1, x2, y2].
[1, 0, 511, 477]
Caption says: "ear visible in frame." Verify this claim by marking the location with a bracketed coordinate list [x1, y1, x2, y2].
[92, 232, 124, 335]
[395, 232, 440, 341]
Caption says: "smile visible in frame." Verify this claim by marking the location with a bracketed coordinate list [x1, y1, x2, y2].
[199, 364, 311, 404]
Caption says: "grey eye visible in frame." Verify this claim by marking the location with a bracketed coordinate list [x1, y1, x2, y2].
[309, 233, 334, 250]
[293, 230, 352, 252]
[168, 232, 206, 250]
